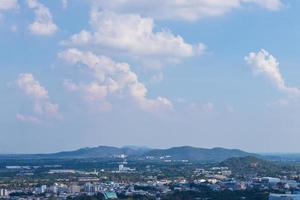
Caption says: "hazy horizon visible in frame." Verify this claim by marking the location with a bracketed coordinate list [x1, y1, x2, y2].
[3, 144, 300, 155]
[1, 0, 300, 154]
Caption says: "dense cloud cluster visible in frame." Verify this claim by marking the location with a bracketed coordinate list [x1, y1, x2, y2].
[59, 49, 173, 112]
[66, 10, 205, 63]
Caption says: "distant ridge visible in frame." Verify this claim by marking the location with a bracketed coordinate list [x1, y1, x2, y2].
[144, 146, 256, 162]
[0, 145, 257, 162]
[49, 145, 149, 158]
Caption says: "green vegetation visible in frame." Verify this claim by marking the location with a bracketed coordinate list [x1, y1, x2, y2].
[220, 156, 297, 177]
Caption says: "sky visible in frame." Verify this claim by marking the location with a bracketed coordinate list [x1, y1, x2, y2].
[1, 0, 300, 153]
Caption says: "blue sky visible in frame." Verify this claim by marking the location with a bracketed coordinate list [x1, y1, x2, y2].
[0, 0, 300, 153]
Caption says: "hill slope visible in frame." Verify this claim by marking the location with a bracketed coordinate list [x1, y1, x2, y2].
[48, 146, 149, 158]
[143, 146, 255, 162]
[220, 156, 292, 176]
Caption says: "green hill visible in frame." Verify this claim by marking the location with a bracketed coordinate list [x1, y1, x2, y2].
[144, 146, 255, 162]
[220, 156, 292, 176]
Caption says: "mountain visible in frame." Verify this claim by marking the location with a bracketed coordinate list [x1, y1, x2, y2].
[143, 146, 255, 162]
[220, 156, 292, 176]
[0, 146, 149, 159]
[47, 146, 148, 158]
[0, 146, 257, 162]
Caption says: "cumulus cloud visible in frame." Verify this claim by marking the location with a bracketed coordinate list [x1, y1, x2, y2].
[0, 0, 18, 10]
[27, 0, 58, 35]
[59, 48, 173, 112]
[245, 49, 300, 96]
[16, 73, 59, 120]
[64, 10, 204, 67]
[94, 0, 283, 21]
[17, 73, 48, 99]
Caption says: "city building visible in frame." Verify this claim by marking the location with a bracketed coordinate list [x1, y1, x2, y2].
[69, 185, 81, 194]
[0, 189, 8, 197]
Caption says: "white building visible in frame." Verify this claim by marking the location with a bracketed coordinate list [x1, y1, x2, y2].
[118, 164, 135, 172]
[0, 189, 8, 197]
[69, 185, 81, 194]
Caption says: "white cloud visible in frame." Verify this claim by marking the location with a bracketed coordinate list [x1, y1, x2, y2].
[16, 113, 40, 124]
[94, 0, 283, 21]
[245, 49, 300, 96]
[17, 73, 48, 99]
[59, 48, 173, 112]
[16, 73, 59, 119]
[64, 10, 204, 67]
[27, 0, 58, 35]
[0, 0, 18, 10]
